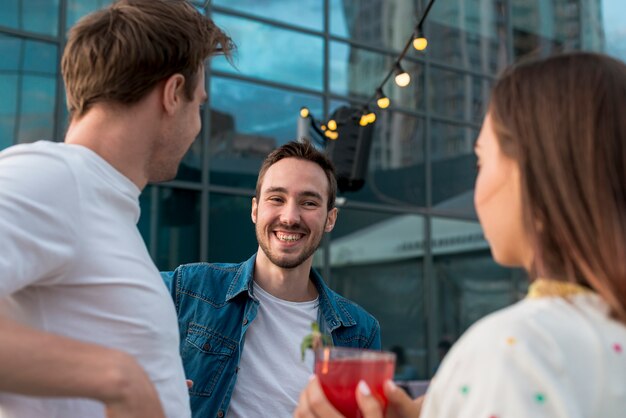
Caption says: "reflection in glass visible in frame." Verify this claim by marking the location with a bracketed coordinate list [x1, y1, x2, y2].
[212, 0, 323, 32]
[209, 76, 323, 189]
[0, 75, 18, 150]
[430, 121, 477, 216]
[329, 0, 419, 53]
[429, 67, 492, 124]
[208, 193, 257, 263]
[427, 0, 507, 74]
[330, 41, 424, 110]
[212, 13, 324, 91]
[432, 216, 526, 341]
[327, 102, 425, 206]
[17, 76, 56, 143]
[0, 0, 59, 36]
[320, 209, 427, 379]
[156, 187, 201, 270]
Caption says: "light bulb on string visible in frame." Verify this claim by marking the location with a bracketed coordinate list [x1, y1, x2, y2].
[327, 119, 338, 131]
[394, 62, 411, 87]
[412, 27, 428, 51]
[376, 88, 390, 109]
[299, 107, 310, 118]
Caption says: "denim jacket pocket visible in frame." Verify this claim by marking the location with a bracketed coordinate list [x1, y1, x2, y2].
[182, 322, 237, 397]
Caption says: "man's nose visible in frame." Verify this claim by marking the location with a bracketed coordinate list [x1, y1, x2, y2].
[279, 201, 301, 226]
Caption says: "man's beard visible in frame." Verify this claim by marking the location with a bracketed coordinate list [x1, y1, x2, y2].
[256, 223, 322, 269]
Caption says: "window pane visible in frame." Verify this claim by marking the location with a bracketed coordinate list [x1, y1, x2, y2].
[602, 0, 626, 62]
[212, 0, 323, 32]
[208, 193, 258, 263]
[330, 41, 424, 111]
[432, 216, 526, 342]
[429, 67, 492, 124]
[156, 187, 201, 270]
[137, 186, 154, 253]
[24, 40, 58, 75]
[427, 0, 508, 74]
[430, 122, 477, 216]
[0, 75, 18, 150]
[209, 76, 323, 189]
[212, 13, 324, 91]
[322, 209, 427, 379]
[17, 75, 56, 143]
[327, 102, 425, 206]
[0, 0, 59, 36]
[330, 0, 419, 53]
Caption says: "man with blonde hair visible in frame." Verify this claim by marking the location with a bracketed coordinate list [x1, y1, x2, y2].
[0, 1, 232, 417]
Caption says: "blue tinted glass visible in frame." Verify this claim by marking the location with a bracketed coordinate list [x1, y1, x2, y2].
[429, 67, 492, 124]
[212, 13, 324, 91]
[209, 76, 323, 188]
[208, 193, 257, 263]
[0, 0, 19, 30]
[427, 0, 507, 75]
[0, 35, 21, 71]
[430, 121, 478, 216]
[24, 41, 58, 75]
[156, 187, 201, 270]
[22, 0, 60, 36]
[326, 101, 425, 206]
[17, 75, 56, 143]
[66, 0, 113, 29]
[330, 41, 424, 111]
[0, 75, 18, 150]
[330, 0, 419, 53]
[212, 0, 323, 32]
[601, 0, 626, 62]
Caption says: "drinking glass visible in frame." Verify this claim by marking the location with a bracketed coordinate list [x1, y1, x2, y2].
[314, 347, 396, 418]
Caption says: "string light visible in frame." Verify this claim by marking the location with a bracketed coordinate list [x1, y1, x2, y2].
[327, 119, 337, 131]
[394, 62, 411, 87]
[298, 0, 438, 139]
[412, 27, 428, 51]
[376, 88, 390, 109]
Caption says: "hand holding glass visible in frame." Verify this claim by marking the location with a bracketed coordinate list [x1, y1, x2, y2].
[314, 347, 396, 418]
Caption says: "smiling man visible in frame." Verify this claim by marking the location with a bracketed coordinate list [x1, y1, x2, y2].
[162, 140, 381, 418]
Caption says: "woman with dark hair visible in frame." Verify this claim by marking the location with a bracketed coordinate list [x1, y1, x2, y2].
[294, 51, 626, 418]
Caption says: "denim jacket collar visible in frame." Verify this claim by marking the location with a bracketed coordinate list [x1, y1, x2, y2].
[225, 253, 356, 331]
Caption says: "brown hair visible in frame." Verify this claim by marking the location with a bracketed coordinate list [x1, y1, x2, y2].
[62, 0, 233, 118]
[490, 52, 626, 323]
[256, 140, 337, 211]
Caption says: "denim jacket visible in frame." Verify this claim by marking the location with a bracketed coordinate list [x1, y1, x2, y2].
[162, 253, 381, 418]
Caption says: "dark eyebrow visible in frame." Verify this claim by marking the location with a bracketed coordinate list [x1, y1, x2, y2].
[264, 187, 323, 201]
[264, 187, 288, 195]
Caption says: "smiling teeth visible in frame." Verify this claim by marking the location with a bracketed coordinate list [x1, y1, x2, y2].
[277, 233, 301, 241]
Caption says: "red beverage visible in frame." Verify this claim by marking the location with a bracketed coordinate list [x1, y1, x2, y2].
[315, 347, 396, 418]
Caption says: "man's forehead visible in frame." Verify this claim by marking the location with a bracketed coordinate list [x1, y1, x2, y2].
[260, 159, 329, 196]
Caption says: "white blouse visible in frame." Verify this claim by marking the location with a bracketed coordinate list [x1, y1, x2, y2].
[421, 280, 626, 418]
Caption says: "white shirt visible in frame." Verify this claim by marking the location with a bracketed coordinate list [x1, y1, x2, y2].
[227, 281, 319, 417]
[0, 141, 190, 418]
[422, 291, 626, 418]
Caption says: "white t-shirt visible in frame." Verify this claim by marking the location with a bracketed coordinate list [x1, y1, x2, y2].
[0, 141, 190, 418]
[227, 281, 319, 418]
[422, 292, 626, 418]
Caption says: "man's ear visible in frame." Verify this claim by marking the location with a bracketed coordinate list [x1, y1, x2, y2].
[251, 197, 258, 224]
[162, 73, 186, 116]
[324, 207, 338, 232]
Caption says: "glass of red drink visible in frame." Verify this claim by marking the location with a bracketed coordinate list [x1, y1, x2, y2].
[314, 347, 396, 418]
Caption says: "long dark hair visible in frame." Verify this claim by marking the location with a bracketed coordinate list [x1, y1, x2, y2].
[490, 52, 626, 323]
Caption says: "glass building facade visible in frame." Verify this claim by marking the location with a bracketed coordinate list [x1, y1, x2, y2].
[1, 0, 625, 379]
